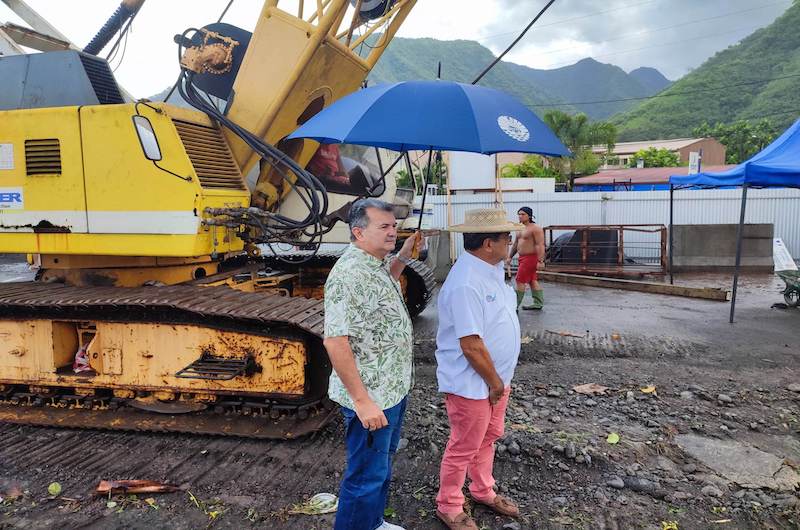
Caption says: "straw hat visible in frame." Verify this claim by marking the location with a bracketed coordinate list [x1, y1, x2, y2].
[447, 208, 524, 233]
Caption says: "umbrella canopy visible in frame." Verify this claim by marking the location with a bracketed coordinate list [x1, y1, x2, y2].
[287, 80, 570, 157]
[670, 118, 800, 188]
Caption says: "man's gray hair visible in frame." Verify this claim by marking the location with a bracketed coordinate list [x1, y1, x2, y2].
[348, 198, 395, 241]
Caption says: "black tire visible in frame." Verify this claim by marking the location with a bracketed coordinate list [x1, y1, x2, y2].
[784, 289, 800, 307]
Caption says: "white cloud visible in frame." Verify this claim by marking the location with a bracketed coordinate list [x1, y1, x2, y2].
[0, 0, 791, 95]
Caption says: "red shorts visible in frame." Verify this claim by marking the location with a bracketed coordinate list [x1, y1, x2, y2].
[516, 254, 539, 284]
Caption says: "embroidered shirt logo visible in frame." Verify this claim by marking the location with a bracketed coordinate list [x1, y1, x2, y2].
[497, 115, 530, 142]
[486, 293, 496, 302]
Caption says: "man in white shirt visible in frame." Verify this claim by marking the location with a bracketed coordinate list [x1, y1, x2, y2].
[434, 208, 523, 530]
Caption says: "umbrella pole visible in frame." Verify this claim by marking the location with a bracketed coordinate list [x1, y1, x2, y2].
[417, 149, 434, 231]
[729, 184, 749, 324]
[669, 184, 674, 285]
[411, 149, 434, 259]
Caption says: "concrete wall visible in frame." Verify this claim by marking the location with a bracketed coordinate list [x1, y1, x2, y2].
[672, 224, 773, 270]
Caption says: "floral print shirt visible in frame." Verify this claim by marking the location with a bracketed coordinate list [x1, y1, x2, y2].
[324, 244, 413, 410]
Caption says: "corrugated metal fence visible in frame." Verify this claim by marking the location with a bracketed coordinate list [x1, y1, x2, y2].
[431, 189, 800, 260]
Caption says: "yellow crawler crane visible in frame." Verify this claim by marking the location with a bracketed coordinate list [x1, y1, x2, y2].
[0, 0, 428, 438]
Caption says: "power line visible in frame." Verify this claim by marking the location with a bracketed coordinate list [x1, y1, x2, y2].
[518, 0, 790, 59]
[472, 0, 558, 84]
[531, 73, 800, 107]
[478, 0, 659, 42]
[539, 22, 774, 72]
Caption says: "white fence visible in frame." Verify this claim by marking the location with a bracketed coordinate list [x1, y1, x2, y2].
[431, 189, 800, 261]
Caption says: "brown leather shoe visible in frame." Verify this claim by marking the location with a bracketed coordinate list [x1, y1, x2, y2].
[472, 494, 520, 517]
[436, 510, 479, 530]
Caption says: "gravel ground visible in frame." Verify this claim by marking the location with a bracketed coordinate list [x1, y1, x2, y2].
[1, 268, 799, 529]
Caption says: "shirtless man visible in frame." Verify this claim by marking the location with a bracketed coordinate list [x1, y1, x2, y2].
[508, 207, 545, 310]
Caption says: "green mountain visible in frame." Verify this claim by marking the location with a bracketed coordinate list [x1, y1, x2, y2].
[613, 1, 800, 140]
[149, 37, 672, 122]
[368, 38, 670, 120]
[505, 58, 670, 119]
[629, 67, 672, 94]
[367, 37, 574, 114]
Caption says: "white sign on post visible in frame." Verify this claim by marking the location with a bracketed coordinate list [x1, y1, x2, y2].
[688, 151, 701, 175]
[448, 151, 497, 190]
[773, 238, 798, 272]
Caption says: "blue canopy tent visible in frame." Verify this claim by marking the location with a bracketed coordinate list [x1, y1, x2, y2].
[668, 118, 800, 322]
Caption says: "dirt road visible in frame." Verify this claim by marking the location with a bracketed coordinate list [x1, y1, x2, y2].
[1, 270, 799, 529]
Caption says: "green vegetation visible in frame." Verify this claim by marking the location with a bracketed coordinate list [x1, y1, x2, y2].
[507, 58, 671, 119]
[367, 38, 670, 119]
[541, 110, 618, 187]
[501, 155, 563, 182]
[613, 2, 800, 140]
[627, 147, 680, 168]
[693, 119, 779, 164]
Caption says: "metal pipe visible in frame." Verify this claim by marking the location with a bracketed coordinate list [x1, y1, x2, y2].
[669, 183, 674, 285]
[729, 184, 749, 324]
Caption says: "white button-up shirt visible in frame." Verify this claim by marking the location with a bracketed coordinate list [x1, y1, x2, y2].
[435, 251, 521, 399]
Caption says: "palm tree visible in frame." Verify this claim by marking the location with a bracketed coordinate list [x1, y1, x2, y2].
[543, 110, 617, 189]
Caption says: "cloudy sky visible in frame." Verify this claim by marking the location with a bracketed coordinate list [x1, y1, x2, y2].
[0, 0, 792, 98]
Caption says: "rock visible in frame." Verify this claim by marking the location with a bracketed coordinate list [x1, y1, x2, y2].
[396, 438, 408, 452]
[787, 383, 800, 393]
[496, 444, 508, 455]
[552, 445, 565, 454]
[680, 391, 695, 400]
[682, 463, 697, 474]
[749, 422, 759, 431]
[557, 462, 570, 471]
[701, 485, 724, 498]
[585, 399, 598, 407]
[549, 415, 562, 423]
[717, 394, 733, 404]
[646, 420, 660, 428]
[594, 489, 608, 503]
[676, 434, 800, 491]
[624, 477, 666, 499]
[565, 443, 577, 459]
[671, 491, 693, 501]
[429, 441, 439, 455]
[655, 456, 680, 474]
[626, 391, 635, 403]
[552, 496, 568, 505]
[547, 388, 562, 398]
[507, 441, 521, 456]
[607, 476, 625, 489]
[533, 397, 549, 407]
[502, 523, 522, 530]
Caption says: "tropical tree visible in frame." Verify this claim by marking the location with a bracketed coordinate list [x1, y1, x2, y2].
[542, 110, 618, 188]
[501, 155, 564, 182]
[693, 119, 778, 164]
[628, 147, 681, 168]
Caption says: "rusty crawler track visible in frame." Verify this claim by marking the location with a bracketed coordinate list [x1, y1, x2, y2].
[0, 282, 334, 438]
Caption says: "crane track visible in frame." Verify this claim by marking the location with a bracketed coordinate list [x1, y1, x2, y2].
[0, 282, 334, 439]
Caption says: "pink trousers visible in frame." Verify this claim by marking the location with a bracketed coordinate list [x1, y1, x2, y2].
[436, 388, 511, 515]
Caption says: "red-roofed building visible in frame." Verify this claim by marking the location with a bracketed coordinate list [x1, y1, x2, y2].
[573, 165, 736, 191]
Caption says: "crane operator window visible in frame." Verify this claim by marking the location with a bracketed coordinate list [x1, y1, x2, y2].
[305, 144, 385, 197]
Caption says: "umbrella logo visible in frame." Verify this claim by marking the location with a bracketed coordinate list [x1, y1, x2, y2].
[497, 115, 530, 142]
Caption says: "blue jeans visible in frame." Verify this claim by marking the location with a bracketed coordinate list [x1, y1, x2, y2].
[334, 397, 407, 530]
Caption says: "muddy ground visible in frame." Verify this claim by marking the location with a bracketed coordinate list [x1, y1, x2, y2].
[1, 265, 799, 529]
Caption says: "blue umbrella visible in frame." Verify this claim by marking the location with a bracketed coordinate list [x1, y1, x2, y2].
[287, 80, 570, 157]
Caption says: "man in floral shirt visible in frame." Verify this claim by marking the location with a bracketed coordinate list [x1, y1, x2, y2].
[324, 198, 420, 530]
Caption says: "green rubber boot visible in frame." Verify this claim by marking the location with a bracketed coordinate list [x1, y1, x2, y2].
[523, 289, 544, 310]
[515, 290, 525, 310]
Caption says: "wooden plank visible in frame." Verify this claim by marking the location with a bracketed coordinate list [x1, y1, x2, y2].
[538, 271, 731, 302]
